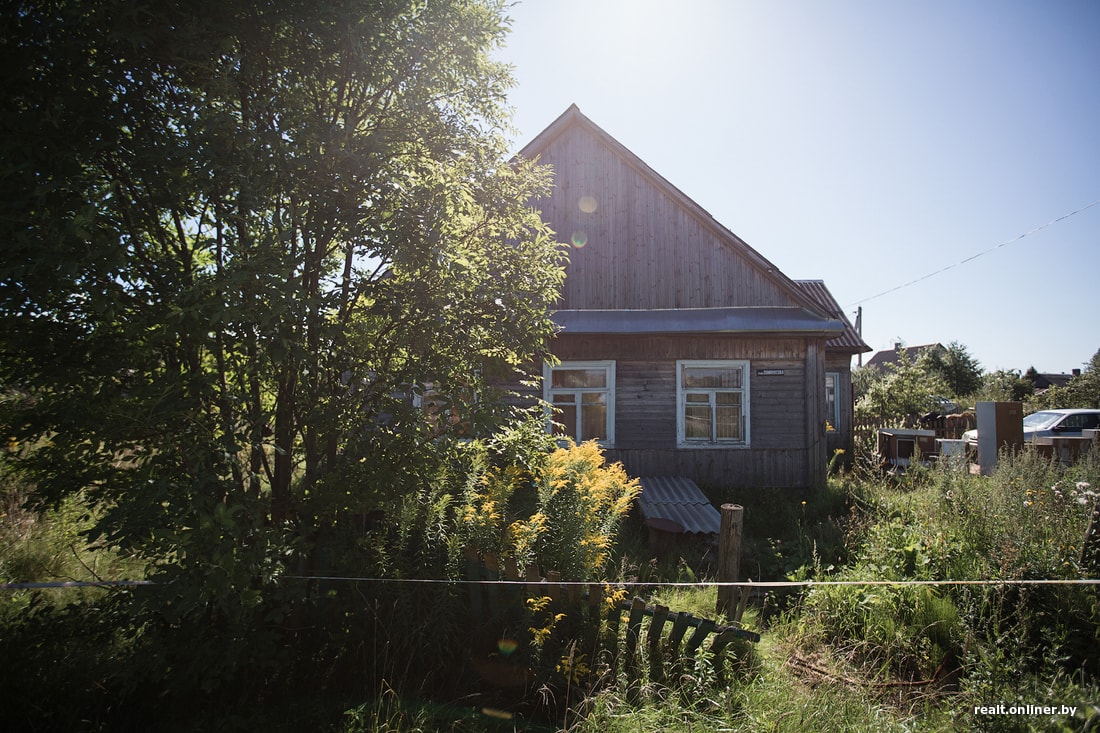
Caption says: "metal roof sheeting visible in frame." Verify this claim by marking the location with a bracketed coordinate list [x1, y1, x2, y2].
[637, 476, 721, 535]
[552, 307, 845, 336]
[793, 280, 872, 354]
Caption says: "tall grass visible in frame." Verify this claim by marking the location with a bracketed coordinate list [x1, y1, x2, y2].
[3, 440, 1099, 731]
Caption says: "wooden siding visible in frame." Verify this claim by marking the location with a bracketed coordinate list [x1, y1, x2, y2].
[547, 333, 827, 488]
[804, 340, 827, 487]
[532, 125, 802, 311]
[607, 448, 810, 488]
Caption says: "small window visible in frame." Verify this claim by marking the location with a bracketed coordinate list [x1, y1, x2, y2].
[413, 376, 479, 438]
[677, 360, 749, 446]
[544, 361, 615, 445]
[825, 372, 840, 432]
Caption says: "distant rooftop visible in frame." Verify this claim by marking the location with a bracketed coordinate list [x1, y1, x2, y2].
[864, 342, 945, 370]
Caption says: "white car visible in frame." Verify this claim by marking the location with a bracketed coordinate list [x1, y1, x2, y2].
[962, 408, 1100, 452]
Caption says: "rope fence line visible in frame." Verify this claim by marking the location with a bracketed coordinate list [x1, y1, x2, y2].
[4, 576, 1100, 591]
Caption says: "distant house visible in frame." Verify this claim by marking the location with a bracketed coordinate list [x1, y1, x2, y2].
[864, 343, 945, 371]
[512, 105, 869, 489]
[1032, 371, 1081, 391]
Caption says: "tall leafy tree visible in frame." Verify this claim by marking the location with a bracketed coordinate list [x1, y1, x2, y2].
[918, 341, 983, 398]
[979, 368, 1034, 403]
[854, 349, 949, 425]
[0, 0, 563, 627]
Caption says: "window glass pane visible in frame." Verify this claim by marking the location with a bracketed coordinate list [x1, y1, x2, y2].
[716, 406, 742, 440]
[552, 393, 576, 405]
[552, 368, 606, 389]
[715, 391, 740, 406]
[685, 392, 710, 403]
[684, 404, 711, 439]
[683, 366, 740, 389]
[825, 373, 838, 428]
[553, 404, 578, 440]
[581, 402, 607, 441]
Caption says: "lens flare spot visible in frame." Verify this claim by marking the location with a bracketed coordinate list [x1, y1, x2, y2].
[571, 230, 588, 248]
[481, 708, 514, 720]
[578, 195, 598, 213]
[497, 637, 519, 656]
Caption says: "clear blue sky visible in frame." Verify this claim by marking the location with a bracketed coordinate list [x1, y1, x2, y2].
[493, 0, 1100, 375]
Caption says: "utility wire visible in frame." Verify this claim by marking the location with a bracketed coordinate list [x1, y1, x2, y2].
[7, 577, 1100, 590]
[848, 198, 1100, 307]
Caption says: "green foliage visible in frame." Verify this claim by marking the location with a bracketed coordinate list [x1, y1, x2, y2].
[917, 340, 983, 398]
[1, 0, 564, 532]
[0, 1, 566, 725]
[509, 441, 641, 580]
[788, 449, 1100, 726]
[977, 367, 1035, 403]
[1030, 347, 1100, 410]
[854, 348, 949, 425]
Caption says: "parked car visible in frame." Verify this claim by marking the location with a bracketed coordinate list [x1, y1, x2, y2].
[929, 395, 960, 415]
[962, 408, 1100, 452]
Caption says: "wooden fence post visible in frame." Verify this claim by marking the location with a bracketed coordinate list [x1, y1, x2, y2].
[717, 503, 744, 620]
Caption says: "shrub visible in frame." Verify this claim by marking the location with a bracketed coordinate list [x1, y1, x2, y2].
[509, 441, 640, 580]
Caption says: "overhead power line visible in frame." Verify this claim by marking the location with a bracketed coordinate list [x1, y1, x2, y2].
[849, 198, 1100, 307]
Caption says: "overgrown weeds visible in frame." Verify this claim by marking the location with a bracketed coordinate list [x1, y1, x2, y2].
[3, 440, 1100, 731]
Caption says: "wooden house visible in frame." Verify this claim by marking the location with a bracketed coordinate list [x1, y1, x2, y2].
[517, 105, 869, 489]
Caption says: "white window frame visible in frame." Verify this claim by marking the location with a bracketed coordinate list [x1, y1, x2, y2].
[411, 372, 481, 439]
[826, 371, 840, 432]
[543, 360, 615, 446]
[676, 359, 750, 448]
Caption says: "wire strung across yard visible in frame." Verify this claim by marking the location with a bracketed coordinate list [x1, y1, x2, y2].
[4, 576, 1100, 591]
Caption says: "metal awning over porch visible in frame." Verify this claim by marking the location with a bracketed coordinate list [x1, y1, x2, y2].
[637, 476, 721, 535]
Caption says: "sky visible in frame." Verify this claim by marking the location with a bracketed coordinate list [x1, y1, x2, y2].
[492, 0, 1100, 375]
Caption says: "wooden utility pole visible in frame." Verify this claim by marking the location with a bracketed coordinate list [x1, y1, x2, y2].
[717, 503, 744, 620]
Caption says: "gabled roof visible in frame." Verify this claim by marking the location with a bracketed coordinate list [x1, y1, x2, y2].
[518, 104, 835, 321]
[1033, 372, 1076, 390]
[794, 280, 871, 354]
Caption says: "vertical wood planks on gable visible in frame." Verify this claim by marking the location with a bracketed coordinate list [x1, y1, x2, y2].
[536, 124, 798, 311]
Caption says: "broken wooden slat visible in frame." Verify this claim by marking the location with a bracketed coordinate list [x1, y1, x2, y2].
[587, 583, 603, 610]
[648, 604, 670, 682]
[685, 618, 717, 655]
[545, 570, 561, 602]
[624, 597, 647, 680]
[616, 599, 761, 643]
[666, 611, 693, 656]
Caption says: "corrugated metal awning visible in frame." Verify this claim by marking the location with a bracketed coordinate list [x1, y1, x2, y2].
[552, 307, 845, 335]
[637, 476, 721, 535]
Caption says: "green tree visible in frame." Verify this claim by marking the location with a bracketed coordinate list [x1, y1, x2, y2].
[0, 0, 564, 686]
[854, 349, 949, 425]
[978, 368, 1034, 403]
[1031, 349, 1100, 410]
[918, 341, 983, 398]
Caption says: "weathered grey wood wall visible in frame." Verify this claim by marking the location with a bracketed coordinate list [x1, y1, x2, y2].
[549, 334, 828, 488]
[531, 123, 802, 311]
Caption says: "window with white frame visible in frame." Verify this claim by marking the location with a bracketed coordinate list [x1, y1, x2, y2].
[413, 376, 478, 438]
[825, 372, 840, 432]
[677, 360, 749, 446]
[543, 360, 615, 445]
